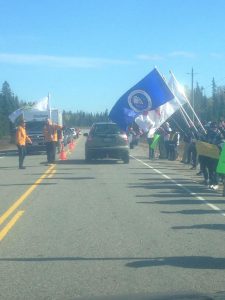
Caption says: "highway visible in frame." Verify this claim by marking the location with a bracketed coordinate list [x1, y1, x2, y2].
[0, 137, 225, 299]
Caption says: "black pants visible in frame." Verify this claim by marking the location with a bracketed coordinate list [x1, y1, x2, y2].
[201, 155, 209, 181]
[147, 138, 154, 159]
[168, 142, 178, 161]
[187, 142, 197, 166]
[17, 145, 26, 168]
[202, 156, 219, 185]
[46, 142, 56, 163]
[164, 140, 170, 159]
[208, 157, 219, 185]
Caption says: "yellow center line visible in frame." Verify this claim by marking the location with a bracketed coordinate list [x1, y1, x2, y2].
[0, 165, 55, 226]
[0, 211, 24, 241]
[47, 169, 56, 178]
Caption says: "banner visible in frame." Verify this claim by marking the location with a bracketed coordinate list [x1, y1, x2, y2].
[196, 141, 220, 159]
[109, 68, 174, 130]
[216, 145, 225, 174]
[150, 134, 161, 149]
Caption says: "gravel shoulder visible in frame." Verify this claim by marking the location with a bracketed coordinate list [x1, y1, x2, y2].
[0, 137, 17, 150]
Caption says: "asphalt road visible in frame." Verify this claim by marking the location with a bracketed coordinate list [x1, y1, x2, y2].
[0, 137, 225, 300]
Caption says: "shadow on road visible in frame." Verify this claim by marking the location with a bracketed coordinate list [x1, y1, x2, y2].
[0, 182, 57, 186]
[126, 256, 225, 269]
[0, 149, 17, 156]
[172, 224, 225, 232]
[136, 199, 225, 205]
[56, 159, 86, 165]
[1, 255, 225, 270]
[161, 209, 224, 215]
[56, 159, 122, 165]
[51, 176, 95, 180]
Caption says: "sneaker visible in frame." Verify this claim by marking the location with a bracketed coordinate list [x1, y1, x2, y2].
[196, 171, 203, 176]
[190, 166, 196, 170]
[211, 185, 219, 190]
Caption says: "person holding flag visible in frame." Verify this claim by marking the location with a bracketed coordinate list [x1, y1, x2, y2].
[43, 118, 63, 165]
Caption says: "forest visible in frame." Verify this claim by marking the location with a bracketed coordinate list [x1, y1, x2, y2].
[0, 79, 224, 138]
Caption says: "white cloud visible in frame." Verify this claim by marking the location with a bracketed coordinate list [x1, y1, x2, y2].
[210, 52, 224, 59]
[136, 51, 196, 61]
[0, 53, 132, 68]
[136, 54, 164, 61]
[168, 51, 196, 58]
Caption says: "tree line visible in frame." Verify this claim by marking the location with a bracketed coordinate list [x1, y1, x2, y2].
[0, 81, 109, 138]
[0, 79, 225, 138]
[62, 109, 109, 128]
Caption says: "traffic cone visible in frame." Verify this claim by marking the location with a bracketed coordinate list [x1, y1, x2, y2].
[69, 141, 74, 151]
[69, 139, 75, 151]
[59, 144, 67, 160]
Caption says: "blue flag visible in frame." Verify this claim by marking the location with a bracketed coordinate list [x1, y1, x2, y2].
[109, 68, 174, 131]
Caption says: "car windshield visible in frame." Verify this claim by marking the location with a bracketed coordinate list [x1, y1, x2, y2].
[25, 121, 45, 132]
[92, 124, 122, 135]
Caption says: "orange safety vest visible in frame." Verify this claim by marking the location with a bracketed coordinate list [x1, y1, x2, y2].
[16, 126, 31, 146]
[43, 124, 62, 142]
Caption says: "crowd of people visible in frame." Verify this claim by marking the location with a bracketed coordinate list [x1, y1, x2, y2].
[146, 120, 225, 191]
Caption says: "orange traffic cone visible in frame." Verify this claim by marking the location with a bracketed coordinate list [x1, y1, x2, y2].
[69, 141, 74, 151]
[59, 144, 67, 160]
[69, 140, 75, 151]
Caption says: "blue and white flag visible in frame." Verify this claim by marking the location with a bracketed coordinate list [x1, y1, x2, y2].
[135, 72, 189, 135]
[109, 68, 174, 131]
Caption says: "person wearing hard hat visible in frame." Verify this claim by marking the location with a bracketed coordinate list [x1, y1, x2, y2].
[16, 119, 32, 169]
[43, 118, 63, 165]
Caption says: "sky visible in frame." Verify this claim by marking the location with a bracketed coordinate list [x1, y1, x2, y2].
[1, 0, 225, 113]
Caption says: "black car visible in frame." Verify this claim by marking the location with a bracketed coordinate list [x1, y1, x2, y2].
[84, 122, 130, 163]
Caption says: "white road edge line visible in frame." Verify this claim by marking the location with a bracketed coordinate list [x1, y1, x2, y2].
[131, 155, 225, 218]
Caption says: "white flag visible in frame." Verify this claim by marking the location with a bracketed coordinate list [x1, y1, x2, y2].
[33, 96, 49, 111]
[135, 113, 155, 133]
[8, 108, 24, 123]
[135, 72, 188, 135]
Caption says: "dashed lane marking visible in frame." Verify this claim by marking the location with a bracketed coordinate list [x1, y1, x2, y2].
[131, 155, 225, 218]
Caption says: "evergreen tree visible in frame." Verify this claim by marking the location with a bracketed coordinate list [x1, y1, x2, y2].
[212, 78, 219, 121]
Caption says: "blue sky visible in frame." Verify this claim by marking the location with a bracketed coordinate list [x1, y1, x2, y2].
[0, 0, 225, 113]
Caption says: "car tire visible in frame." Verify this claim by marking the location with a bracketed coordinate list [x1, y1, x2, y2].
[85, 151, 92, 162]
[122, 153, 130, 164]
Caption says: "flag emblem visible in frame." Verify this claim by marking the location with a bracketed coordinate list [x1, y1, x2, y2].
[109, 68, 174, 130]
[128, 90, 152, 112]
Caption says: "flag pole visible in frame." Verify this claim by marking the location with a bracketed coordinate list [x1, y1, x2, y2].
[169, 71, 206, 134]
[48, 93, 51, 120]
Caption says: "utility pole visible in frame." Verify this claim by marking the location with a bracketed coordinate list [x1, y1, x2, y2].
[187, 68, 197, 122]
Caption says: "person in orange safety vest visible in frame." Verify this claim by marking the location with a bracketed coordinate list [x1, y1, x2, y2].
[16, 119, 32, 169]
[43, 118, 63, 165]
